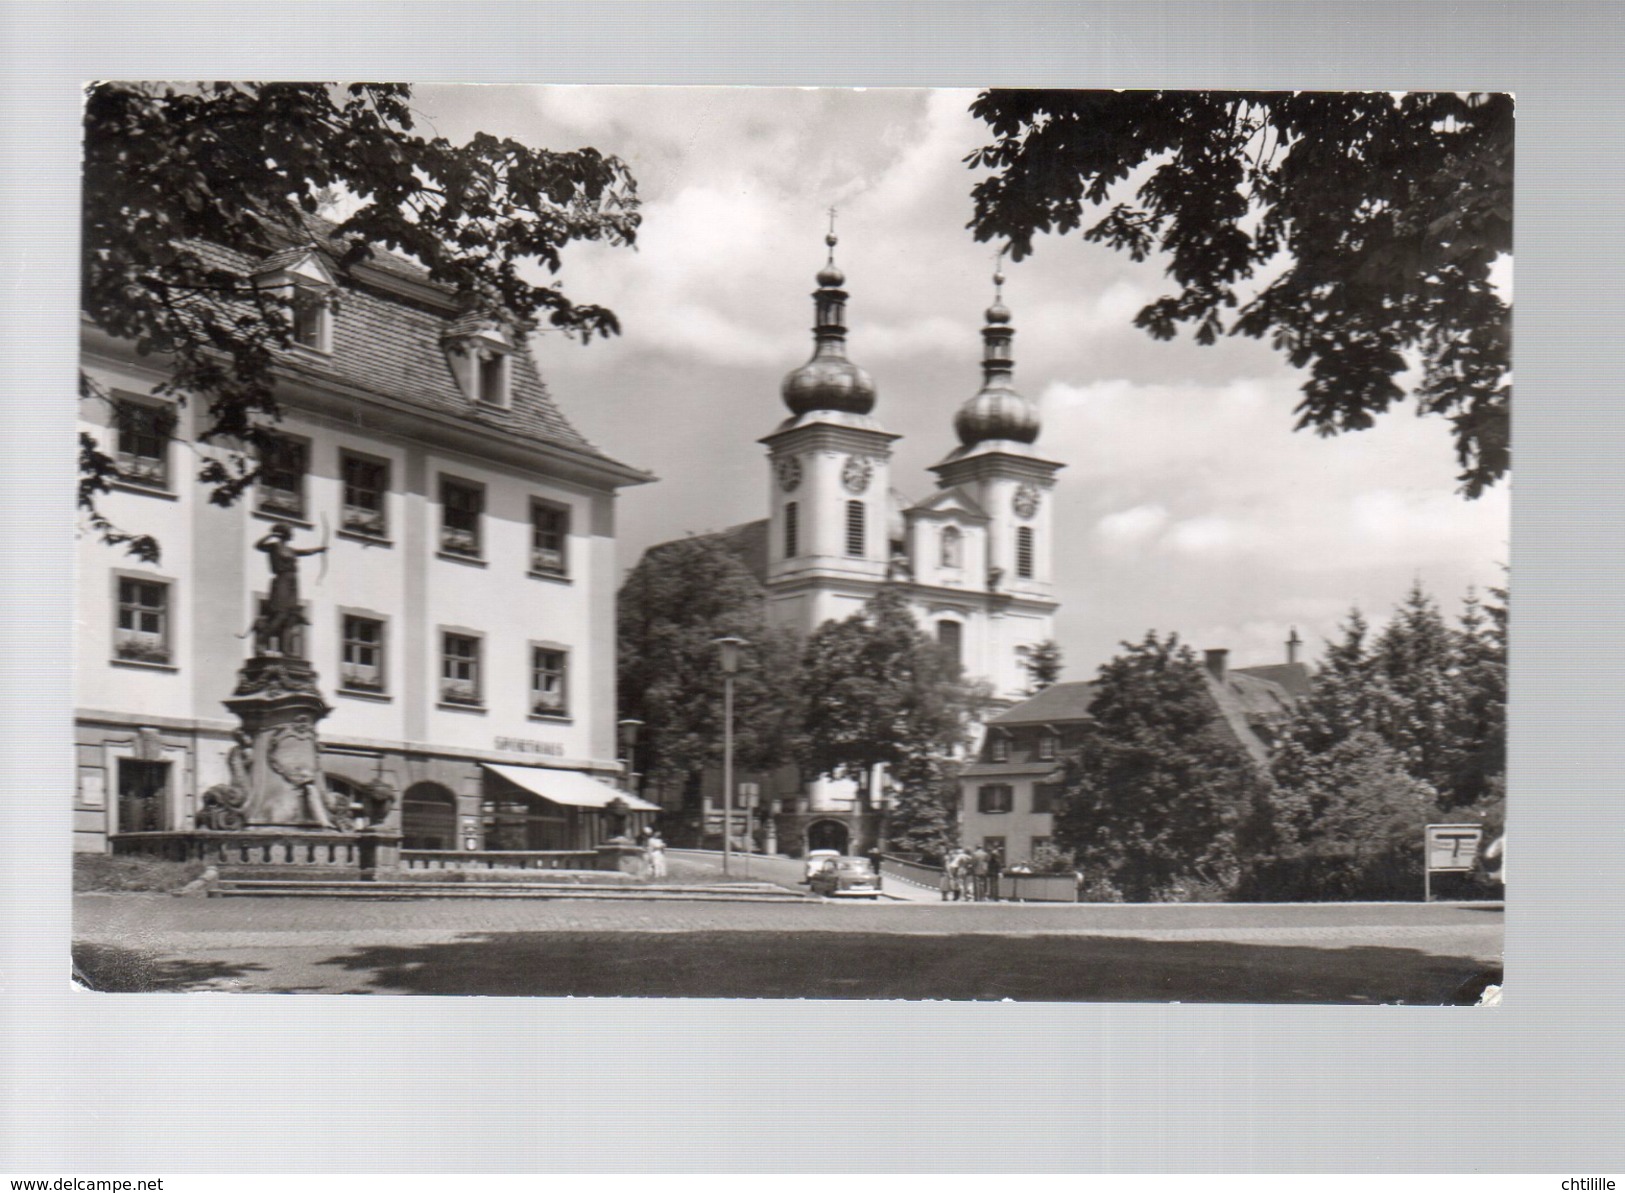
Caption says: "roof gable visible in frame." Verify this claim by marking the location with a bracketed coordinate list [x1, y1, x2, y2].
[907, 485, 989, 522]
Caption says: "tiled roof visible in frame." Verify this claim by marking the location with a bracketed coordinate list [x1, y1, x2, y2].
[961, 760, 1069, 778]
[183, 229, 644, 475]
[1233, 661, 1314, 699]
[988, 681, 1097, 725]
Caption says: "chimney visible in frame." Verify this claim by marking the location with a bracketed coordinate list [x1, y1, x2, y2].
[1204, 648, 1229, 682]
[1286, 627, 1302, 665]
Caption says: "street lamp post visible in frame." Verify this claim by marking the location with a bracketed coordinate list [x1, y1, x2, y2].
[616, 718, 644, 794]
[714, 636, 747, 877]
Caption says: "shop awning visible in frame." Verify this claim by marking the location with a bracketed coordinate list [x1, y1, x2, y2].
[483, 763, 660, 812]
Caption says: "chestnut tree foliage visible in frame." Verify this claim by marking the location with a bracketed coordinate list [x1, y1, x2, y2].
[1051, 632, 1266, 902]
[967, 90, 1512, 497]
[82, 81, 639, 560]
[799, 587, 991, 854]
[616, 537, 805, 817]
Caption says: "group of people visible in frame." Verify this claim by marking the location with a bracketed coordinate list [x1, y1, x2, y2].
[940, 844, 1003, 902]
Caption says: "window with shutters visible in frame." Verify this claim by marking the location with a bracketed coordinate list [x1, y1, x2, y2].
[977, 784, 1013, 814]
[845, 500, 865, 557]
[1017, 526, 1035, 579]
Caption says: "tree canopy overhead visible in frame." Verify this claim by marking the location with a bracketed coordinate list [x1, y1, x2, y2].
[81, 81, 639, 559]
[967, 90, 1512, 497]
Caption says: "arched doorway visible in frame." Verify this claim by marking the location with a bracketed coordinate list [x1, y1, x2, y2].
[401, 782, 457, 850]
[806, 818, 850, 855]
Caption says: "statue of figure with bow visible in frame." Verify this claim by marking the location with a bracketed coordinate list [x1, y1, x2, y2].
[251, 521, 327, 657]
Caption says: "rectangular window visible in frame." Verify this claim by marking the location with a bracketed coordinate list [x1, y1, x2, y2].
[530, 499, 569, 576]
[340, 453, 390, 539]
[1037, 732, 1058, 761]
[114, 400, 174, 488]
[530, 646, 569, 718]
[846, 500, 866, 557]
[1017, 527, 1035, 579]
[340, 615, 386, 693]
[937, 621, 962, 670]
[291, 292, 328, 351]
[114, 577, 170, 664]
[478, 353, 510, 406]
[440, 477, 484, 558]
[989, 734, 1010, 764]
[441, 633, 482, 706]
[784, 502, 798, 558]
[983, 836, 1006, 856]
[1030, 836, 1052, 857]
[977, 784, 1013, 814]
[1032, 783, 1062, 815]
[257, 436, 308, 520]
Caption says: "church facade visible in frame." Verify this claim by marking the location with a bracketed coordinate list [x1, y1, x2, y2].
[663, 231, 1066, 856]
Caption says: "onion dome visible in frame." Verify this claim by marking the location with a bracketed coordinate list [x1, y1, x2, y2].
[954, 265, 1040, 446]
[781, 223, 876, 417]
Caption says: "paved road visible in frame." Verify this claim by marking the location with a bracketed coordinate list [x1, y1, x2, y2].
[73, 893, 1502, 1003]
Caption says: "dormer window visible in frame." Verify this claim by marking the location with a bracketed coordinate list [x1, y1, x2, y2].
[444, 317, 515, 408]
[254, 247, 337, 355]
[290, 291, 332, 352]
[478, 351, 510, 406]
[989, 732, 1010, 764]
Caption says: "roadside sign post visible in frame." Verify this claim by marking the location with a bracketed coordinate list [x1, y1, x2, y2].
[1423, 823, 1484, 902]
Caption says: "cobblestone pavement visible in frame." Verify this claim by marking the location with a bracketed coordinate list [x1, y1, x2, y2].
[73, 893, 1503, 1002]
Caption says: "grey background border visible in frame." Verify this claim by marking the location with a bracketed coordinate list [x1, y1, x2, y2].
[3, 0, 1622, 1173]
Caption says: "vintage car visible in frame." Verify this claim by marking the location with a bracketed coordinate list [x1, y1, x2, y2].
[808, 855, 882, 899]
[802, 849, 841, 881]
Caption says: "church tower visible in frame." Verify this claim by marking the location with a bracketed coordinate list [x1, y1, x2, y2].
[761, 224, 899, 636]
[927, 266, 1063, 698]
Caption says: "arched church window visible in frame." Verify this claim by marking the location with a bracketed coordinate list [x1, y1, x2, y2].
[940, 525, 962, 568]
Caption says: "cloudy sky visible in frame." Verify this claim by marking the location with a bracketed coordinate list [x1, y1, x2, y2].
[415, 84, 1509, 677]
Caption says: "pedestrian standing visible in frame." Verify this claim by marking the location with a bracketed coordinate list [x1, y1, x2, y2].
[986, 847, 1003, 902]
[646, 832, 667, 880]
[971, 845, 990, 902]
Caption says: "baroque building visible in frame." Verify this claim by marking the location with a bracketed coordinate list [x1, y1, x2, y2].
[76, 221, 658, 856]
[650, 231, 1064, 856]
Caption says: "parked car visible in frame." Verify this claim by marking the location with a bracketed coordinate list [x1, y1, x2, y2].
[802, 849, 841, 882]
[809, 856, 881, 899]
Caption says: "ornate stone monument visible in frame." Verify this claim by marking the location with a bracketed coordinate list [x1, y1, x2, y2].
[189, 522, 399, 874]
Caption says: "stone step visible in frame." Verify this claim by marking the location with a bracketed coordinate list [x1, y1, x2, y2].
[209, 879, 809, 903]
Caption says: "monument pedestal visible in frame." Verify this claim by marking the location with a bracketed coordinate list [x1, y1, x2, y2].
[213, 654, 345, 831]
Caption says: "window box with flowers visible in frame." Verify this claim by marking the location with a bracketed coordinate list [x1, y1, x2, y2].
[339, 669, 385, 694]
[114, 637, 172, 666]
[440, 681, 482, 707]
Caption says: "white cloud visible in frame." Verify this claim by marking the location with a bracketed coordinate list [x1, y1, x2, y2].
[1096, 503, 1170, 547]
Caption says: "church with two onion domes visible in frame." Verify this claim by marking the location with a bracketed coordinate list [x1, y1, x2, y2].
[749, 228, 1065, 854]
[761, 229, 1062, 698]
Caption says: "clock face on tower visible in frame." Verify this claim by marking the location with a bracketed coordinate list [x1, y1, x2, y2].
[1013, 484, 1041, 520]
[841, 454, 874, 494]
[776, 455, 803, 492]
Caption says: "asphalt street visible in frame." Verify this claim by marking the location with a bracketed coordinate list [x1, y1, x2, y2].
[73, 893, 1503, 1003]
